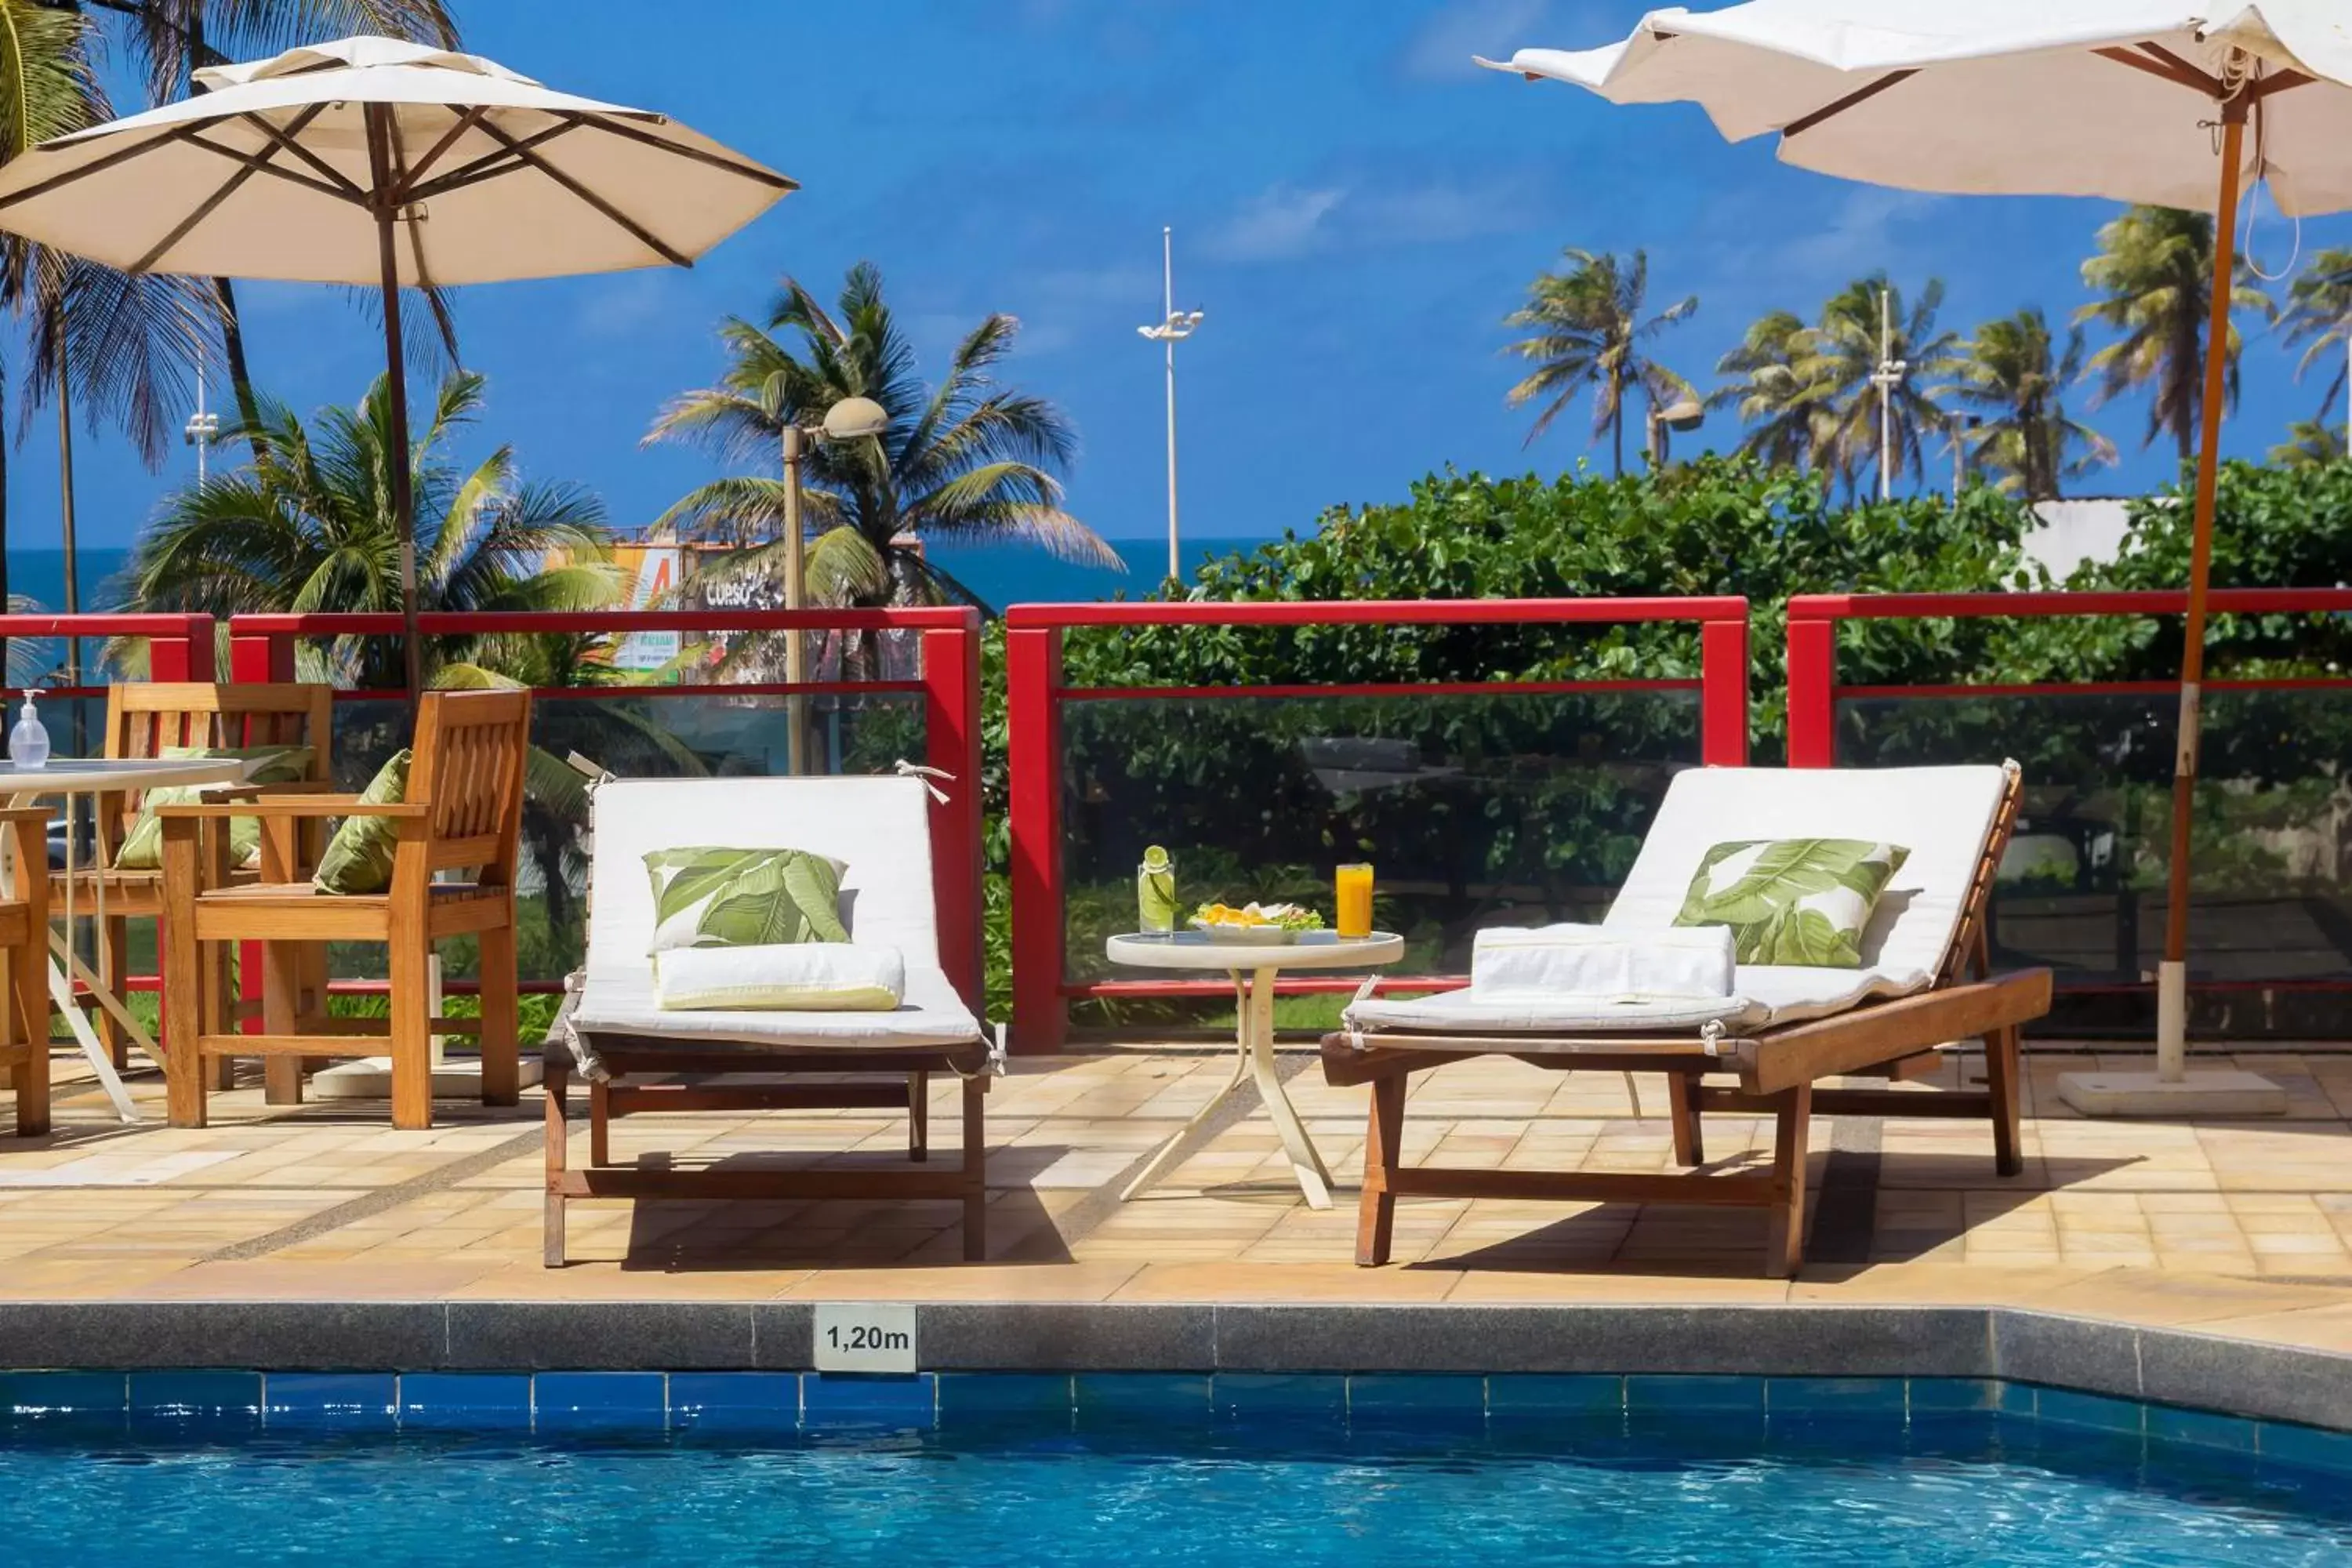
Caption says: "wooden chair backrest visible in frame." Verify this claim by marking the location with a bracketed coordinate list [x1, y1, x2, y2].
[1933, 763, 2024, 988]
[107, 681, 335, 764]
[406, 690, 532, 885]
[100, 683, 336, 856]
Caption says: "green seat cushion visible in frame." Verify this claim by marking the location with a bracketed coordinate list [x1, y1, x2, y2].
[1673, 837, 1911, 968]
[311, 749, 413, 895]
[114, 744, 314, 871]
[643, 847, 850, 953]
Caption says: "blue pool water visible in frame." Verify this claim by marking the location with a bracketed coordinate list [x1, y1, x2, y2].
[7, 1415, 2351, 1566]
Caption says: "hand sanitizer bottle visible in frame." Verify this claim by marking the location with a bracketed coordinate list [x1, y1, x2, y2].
[9, 691, 48, 770]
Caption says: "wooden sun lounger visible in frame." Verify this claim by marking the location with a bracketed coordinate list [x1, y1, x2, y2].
[1322, 767, 2051, 1278]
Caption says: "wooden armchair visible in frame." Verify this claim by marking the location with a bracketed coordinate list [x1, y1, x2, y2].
[71, 682, 334, 1077]
[159, 690, 531, 1131]
[0, 809, 56, 1134]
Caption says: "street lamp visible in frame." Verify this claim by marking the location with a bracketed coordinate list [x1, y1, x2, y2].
[1645, 397, 1704, 468]
[1869, 287, 1906, 502]
[183, 365, 220, 488]
[1138, 226, 1204, 583]
[1950, 414, 1982, 501]
[780, 394, 889, 773]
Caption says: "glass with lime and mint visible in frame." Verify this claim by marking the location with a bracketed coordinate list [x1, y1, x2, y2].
[1137, 845, 1177, 935]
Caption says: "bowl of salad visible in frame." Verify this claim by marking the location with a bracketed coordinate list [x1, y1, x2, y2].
[1189, 901, 1325, 945]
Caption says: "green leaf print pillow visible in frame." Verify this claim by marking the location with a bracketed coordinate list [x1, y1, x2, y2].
[643, 846, 850, 953]
[1673, 838, 1911, 968]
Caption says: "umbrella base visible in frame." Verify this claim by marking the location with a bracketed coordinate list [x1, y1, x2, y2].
[2056, 1069, 2287, 1118]
[310, 1054, 544, 1102]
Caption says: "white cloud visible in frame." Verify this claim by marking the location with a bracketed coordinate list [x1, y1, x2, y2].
[1205, 183, 1350, 261]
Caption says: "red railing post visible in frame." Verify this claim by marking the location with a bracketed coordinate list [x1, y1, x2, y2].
[1004, 622, 1065, 1053]
[920, 615, 985, 1014]
[227, 615, 296, 683]
[1700, 612, 1749, 766]
[147, 614, 216, 682]
[1786, 607, 1837, 768]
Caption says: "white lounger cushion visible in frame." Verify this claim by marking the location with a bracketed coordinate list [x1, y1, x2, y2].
[653, 943, 906, 1012]
[568, 776, 982, 1065]
[1472, 924, 1733, 1003]
[1346, 763, 2012, 1039]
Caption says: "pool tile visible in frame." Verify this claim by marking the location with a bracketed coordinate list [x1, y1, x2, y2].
[1906, 1378, 2002, 1414]
[1625, 1376, 1765, 1413]
[938, 1374, 1073, 1417]
[2034, 1388, 2145, 1437]
[0, 1371, 125, 1417]
[1345, 1374, 1485, 1428]
[129, 1371, 262, 1418]
[667, 1373, 800, 1432]
[2259, 1420, 2352, 1476]
[1213, 1374, 1347, 1424]
[400, 1372, 534, 1429]
[1996, 1381, 2039, 1417]
[1766, 1378, 1907, 1417]
[1487, 1375, 1624, 1416]
[801, 1374, 935, 1428]
[265, 1373, 398, 1428]
[1073, 1374, 1211, 1426]
[535, 1373, 666, 1431]
[2148, 1403, 2256, 1454]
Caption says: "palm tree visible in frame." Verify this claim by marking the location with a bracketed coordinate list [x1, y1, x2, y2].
[1504, 248, 1698, 475]
[1793, 276, 1960, 495]
[2280, 246, 2352, 455]
[2077, 204, 2274, 460]
[1705, 309, 1830, 471]
[2270, 416, 2347, 470]
[71, 0, 463, 428]
[647, 260, 1118, 611]
[127, 370, 620, 688]
[1949, 308, 2116, 499]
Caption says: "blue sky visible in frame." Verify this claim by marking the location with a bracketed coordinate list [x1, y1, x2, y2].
[27, 0, 2352, 561]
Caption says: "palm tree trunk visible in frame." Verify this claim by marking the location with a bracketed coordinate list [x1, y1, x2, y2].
[215, 277, 263, 434]
[1610, 379, 1624, 477]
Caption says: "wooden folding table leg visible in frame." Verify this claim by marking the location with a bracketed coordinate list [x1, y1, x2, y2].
[543, 1058, 570, 1268]
[98, 917, 129, 1073]
[908, 1069, 930, 1161]
[1668, 1071, 1705, 1166]
[1764, 1083, 1813, 1279]
[1356, 1068, 1407, 1267]
[960, 1071, 988, 1262]
[262, 940, 304, 1105]
[1984, 1025, 2024, 1178]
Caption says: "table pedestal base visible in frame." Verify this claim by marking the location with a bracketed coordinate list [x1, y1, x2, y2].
[1121, 966, 1334, 1209]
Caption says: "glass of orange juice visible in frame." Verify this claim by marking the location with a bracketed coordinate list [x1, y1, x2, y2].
[1334, 862, 1374, 938]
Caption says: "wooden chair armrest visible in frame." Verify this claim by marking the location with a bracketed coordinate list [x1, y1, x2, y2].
[0, 805, 53, 828]
[155, 797, 428, 821]
[197, 779, 339, 802]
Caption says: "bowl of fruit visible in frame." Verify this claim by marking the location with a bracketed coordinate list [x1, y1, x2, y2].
[1189, 901, 1325, 945]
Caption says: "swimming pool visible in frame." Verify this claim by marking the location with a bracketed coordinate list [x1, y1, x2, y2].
[6, 1374, 2351, 1566]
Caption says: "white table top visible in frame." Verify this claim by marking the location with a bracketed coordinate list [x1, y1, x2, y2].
[0, 757, 252, 794]
[1105, 930, 1405, 971]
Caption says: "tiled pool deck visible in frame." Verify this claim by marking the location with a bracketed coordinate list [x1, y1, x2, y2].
[5, 1040, 2352, 1425]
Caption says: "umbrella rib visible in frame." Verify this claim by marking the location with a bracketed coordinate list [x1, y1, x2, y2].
[181, 129, 352, 201]
[233, 111, 368, 200]
[1783, 70, 1918, 139]
[0, 125, 190, 210]
[401, 120, 581, 205]
[2093, 44, 2221, 96]
[471, 117, 691, 267]
[572, 113, 797, 191]
[129, 103, 329, 273]
[398, 105, 491, 195]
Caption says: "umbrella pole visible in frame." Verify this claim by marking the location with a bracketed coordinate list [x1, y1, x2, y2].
[2156, 103, 2245, 1081]
[365, 103, 424, 713]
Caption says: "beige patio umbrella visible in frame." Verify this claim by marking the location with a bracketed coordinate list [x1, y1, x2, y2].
[1479, 2, 2352, 1112]
[0, 34, 794, 701]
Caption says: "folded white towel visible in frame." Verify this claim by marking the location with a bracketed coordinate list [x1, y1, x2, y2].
[1470, 923, 1735, 1004]
[652, 942, 906, 1012]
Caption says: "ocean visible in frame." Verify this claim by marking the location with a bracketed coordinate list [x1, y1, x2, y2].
[5, 536, 1281, 619]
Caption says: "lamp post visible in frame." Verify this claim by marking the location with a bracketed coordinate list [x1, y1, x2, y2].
[1645, 396, 1704, 468]
[781, 394, 890, 774]
[1950, 415, 1981, 501]
[1137, 227, 1204, 584]
[1869, 287, 1906, 502]
[184, 365, 220, 488]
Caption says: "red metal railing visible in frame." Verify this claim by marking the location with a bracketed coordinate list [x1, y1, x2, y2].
[1785, 589, 2352, 767]
[226, 608, 987, 1011]
[1004, 597, 1751, 1051]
